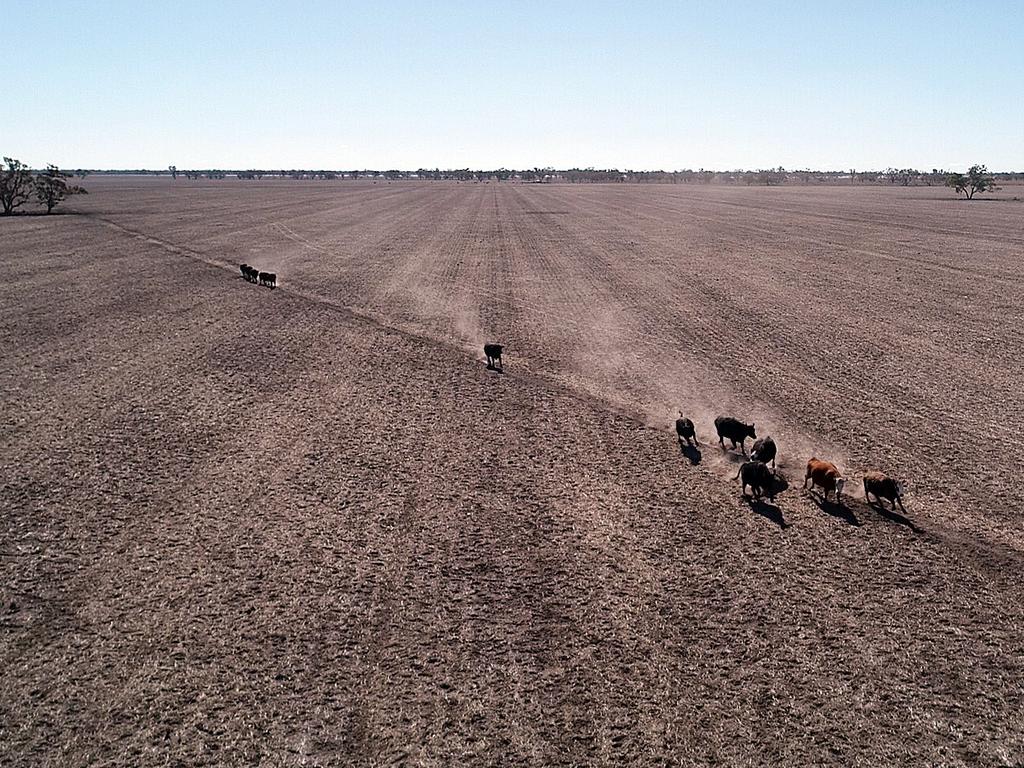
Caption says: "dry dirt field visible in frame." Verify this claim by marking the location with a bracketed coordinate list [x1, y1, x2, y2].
[3, 178, 1024, 766]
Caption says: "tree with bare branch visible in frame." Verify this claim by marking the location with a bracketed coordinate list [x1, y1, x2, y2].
[1, 156, 35, 215]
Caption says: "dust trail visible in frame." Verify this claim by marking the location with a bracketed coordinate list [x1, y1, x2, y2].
[570, 323, 855, 495]
[452, 302, 487, 359]
[569, 303, 634, 390]
[266, 219, 855, 492]
[270, 211, 852, 493]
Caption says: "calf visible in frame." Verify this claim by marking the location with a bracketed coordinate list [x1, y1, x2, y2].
[750, 436, 777, 467]
[863, 471, 906, 513]
[736, 460, 777, 501]
[240, 264, 249, 280]
[264, 272, 277, 288]
[675, 414, 696, 446]
[715, 416, 756, 455]
[804, 458, 845, 503]
[484, 343, 503, 370]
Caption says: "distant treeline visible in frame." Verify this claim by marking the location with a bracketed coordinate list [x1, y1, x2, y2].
[78, 167, 1024, 185]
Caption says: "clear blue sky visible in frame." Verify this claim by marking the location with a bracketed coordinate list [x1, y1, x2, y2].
[7, 1, 1023, 170]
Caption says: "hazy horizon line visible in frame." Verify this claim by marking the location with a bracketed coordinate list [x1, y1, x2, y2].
[27, 164, 1023, 174]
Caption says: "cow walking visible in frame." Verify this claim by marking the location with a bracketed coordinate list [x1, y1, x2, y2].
[715, 416, 756, 455]
[863, 471, 906, 513]
[736, 460, 778, 501]
[804, 458, 845, 503]
[675, 414, 696, 446]
[484, 343, 503, 370]
[750, 436, 777, 467]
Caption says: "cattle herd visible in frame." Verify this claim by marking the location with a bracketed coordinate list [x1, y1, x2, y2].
[231, 256, 910, 522]
[673, 414, 907, 512]
[480, 344, 907, 516]
[239, 263, 276, 288]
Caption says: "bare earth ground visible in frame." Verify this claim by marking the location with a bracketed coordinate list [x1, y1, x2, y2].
[2, 179, 1024, 766]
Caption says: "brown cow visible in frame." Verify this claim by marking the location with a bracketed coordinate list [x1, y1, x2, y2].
[863, 471, 906, 512]
[804, 457, 845, 503]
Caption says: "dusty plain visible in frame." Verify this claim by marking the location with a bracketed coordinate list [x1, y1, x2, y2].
[2, 178, 1024, 766]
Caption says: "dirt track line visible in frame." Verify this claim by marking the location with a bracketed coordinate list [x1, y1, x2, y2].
[81, 208, 980, 488]
[70, 213, 940, 458]
[270, 222, 333, 255]
[81, 213, 670, 431]
[84, 209, 734, 466]
[86, 215, 233, 272]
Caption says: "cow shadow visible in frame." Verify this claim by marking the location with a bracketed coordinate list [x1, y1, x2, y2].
[745, 497, 788, 529]
[7, 210, 82, 217]
[808, 492, 860, 526]
[718, 444, 748, 464]
[867, 499, 922, 533]
[679, 442, 702, 465]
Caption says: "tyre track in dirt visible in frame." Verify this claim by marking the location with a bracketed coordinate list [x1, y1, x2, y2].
[242, 183, 1024, 595]
[500, 185, 643, 401]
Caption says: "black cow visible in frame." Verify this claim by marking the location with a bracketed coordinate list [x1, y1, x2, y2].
[484, 343, 503, 370]
[735, 460, 777, 501]
[715, 416, 756, 455]
[240, 264, 249, 279]
[863, 471, 906, 512]
[750, 436, 777, 467]
[675, 414, 696, 446]
[264, 272, 277, 288]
